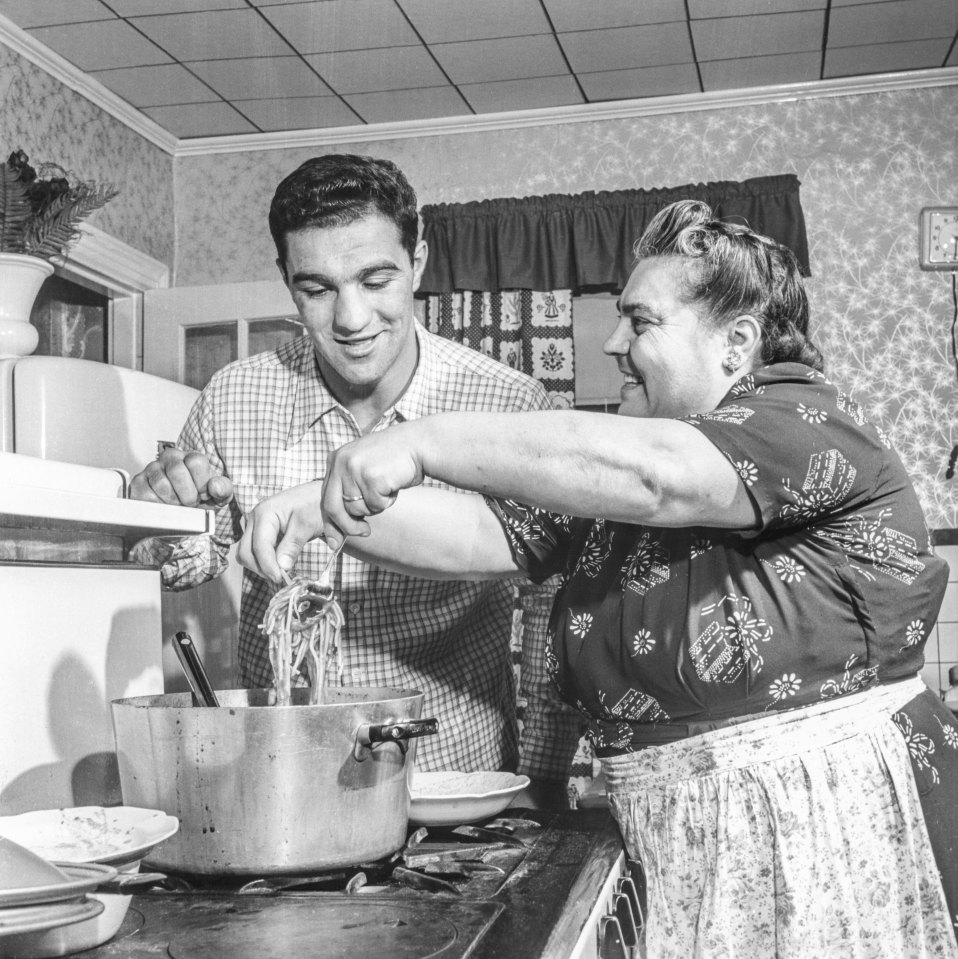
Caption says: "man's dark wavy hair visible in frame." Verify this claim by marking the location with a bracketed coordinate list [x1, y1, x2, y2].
[269, 153, 419, 268]
[635, 199, 823, 372]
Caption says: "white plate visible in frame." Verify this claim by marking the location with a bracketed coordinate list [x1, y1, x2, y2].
[408, 771, 530, 827]
[0, 863, 117, 910]
[0, 896, 104, 939]
[0, 807, 179, 867]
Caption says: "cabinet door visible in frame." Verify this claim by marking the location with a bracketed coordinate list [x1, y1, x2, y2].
[143, 281, 302, 388]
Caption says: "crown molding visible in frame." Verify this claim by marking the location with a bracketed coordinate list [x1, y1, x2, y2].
[55, 225, 169, 295]
[3, 9, 956, 161]
[0, 13, 177, 154]
[174, 67, 958, 156]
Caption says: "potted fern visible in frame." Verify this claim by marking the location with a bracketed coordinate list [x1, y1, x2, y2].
[0, 148, 119, 357]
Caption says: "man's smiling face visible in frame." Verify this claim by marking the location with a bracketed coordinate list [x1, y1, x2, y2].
[280, 212, 427, 412]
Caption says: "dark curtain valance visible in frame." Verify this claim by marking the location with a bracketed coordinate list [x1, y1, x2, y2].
[419, 173, 810, 294]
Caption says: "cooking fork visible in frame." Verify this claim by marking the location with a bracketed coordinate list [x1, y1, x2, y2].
[281, 538, 346, 614]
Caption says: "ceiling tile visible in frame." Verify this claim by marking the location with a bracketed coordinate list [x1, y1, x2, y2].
[828, 0, 957, 46]
[26, 19, 172, 70]
[260, 0, 421, 54]
[89, 63, 218, 107]
[231, 95, 362, 131]
[825, 37, 953, 76]
[343, 86, 471, 124]
[398, 0, 550, 43]
[143, 101, 258, 137]
[460, 74, 585, 114]
[579, 62, 701, 101]
[688, 0, 825, 15]
[544, 0, 685, 32]
[305, 45, 447, 94]
[700, 50, 821, 89]
[430, 35, 568, 84]
[560, 22, 693, 73]
[129, 9, 292, 61]
[188, 56, 332, 100]
[0, 0, 114, 28]
[108, 0, 248, 14]
[692, 10, 824, 61]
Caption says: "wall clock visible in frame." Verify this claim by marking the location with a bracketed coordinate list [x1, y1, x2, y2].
[919, 206, 958, 271]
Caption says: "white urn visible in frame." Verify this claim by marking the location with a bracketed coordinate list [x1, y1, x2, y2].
[0, 252, 54, 358]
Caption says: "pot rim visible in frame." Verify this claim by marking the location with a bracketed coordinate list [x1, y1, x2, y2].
[111, 685, 425, 711]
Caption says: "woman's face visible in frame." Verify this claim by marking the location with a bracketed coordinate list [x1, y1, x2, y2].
[604, 257, 733, 419]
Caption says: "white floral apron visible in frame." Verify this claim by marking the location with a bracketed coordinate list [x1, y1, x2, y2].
[602, 677, 958, 959]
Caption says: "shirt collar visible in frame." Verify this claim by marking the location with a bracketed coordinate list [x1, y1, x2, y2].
[285, 337, 339, 448]
[285, 322, 434, 446]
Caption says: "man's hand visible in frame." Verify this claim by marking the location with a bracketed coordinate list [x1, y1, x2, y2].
[129, 447, 234, 509]
[237, 481, 328, 585]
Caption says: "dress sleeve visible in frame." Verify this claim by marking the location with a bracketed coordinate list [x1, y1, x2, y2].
[684, 367, 887, 538]
[483, 497, 575, 584]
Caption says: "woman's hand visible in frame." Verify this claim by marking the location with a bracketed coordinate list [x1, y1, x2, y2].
[320, 426, 426, 541]
[238, 481, 328, 584]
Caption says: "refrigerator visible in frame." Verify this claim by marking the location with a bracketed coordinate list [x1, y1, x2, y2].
[0, 356, 238, 814]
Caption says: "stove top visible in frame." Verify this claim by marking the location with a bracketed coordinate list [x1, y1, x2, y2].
[80, 808, 625, 959]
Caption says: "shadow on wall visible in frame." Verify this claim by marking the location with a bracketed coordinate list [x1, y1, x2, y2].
[0, 600, 163, 815]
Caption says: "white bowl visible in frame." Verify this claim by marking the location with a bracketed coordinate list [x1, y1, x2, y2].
[408, 771, 530, 826]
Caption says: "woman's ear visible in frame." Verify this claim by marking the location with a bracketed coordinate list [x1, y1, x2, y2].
[727, 314, 763, 365]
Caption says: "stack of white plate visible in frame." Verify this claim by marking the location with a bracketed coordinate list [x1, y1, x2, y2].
[0, 807, 178, 958]
[0, 836, 116, 957]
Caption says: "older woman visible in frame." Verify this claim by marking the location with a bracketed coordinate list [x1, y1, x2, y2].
[240, 200, 958, 958]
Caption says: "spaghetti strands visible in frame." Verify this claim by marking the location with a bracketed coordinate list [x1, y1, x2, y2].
[259, 577, 344, 707]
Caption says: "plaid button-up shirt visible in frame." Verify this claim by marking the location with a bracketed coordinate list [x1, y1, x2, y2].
[151, 326, 584, 778]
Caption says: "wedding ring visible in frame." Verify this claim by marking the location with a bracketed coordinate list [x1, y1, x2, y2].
[342, 494, 364, 502]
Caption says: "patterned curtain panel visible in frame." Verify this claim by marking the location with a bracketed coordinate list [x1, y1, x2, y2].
[423, 289, 575, 408]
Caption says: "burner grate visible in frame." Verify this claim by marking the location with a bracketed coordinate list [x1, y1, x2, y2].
[141, 816, 543, 900]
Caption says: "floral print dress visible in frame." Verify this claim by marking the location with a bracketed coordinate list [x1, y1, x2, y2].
[487, 363, 958, 954]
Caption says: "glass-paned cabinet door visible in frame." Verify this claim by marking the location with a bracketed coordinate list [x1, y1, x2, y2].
[143, 281, 300, 388]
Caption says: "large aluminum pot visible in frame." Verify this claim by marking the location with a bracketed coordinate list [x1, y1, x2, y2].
[111, 686, 436, 875]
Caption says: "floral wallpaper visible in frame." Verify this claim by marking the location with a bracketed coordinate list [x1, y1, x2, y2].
[174, 85, 958, 529]
[0, 44, 175, 270]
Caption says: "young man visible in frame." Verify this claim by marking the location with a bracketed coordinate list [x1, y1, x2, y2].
[130, 154, 583, 799]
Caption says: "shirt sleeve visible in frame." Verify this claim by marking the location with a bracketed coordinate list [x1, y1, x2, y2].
[684, 369, 887, 538]
[515, 575, 588, 783]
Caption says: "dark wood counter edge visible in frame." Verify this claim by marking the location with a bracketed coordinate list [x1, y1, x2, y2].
[473, 807, 625, 959]
[933, 529, 958, 546]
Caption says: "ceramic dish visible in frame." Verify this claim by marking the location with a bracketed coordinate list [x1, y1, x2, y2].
[408, 771, 530, 826]
[0, 806, 179, 868]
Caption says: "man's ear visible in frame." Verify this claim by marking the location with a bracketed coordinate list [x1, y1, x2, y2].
[411, 239, 428, 293]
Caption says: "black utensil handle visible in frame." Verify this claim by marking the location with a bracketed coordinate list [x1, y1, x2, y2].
[172, 631, 220, 707]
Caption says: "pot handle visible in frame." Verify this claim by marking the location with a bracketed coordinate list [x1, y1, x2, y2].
[354, 717, 439, 760]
